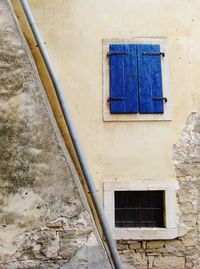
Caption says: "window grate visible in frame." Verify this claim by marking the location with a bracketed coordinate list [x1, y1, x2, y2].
[115, 191, 164, 228]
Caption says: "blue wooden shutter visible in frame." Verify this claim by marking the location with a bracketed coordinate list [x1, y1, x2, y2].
[109, 44, 139, 113]
[137, 44, 164, 113]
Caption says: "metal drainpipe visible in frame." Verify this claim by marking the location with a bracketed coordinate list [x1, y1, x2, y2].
[19, 1, 123, 268]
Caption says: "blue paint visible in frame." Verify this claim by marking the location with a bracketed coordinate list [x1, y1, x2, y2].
[109, 44, 164, 114]
[110, 44, 125, 113]
[137, 44, 164, 113]
[109, 44, 138, 113]
[124, 45, 139, 113]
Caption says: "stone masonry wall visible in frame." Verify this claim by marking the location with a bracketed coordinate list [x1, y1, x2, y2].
[0, 0, 111, 268]
[117, 111, 200, 269]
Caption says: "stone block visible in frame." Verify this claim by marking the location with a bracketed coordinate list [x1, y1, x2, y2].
[153, 255, 185, 269]
[148, 256, 154, 268]
[117, 242, 129, 250]
[129, 242, 141, 250]
[185, 254, 200, 269]
[120, 252, 148, 269]
[142, 241, 147, 249]
[147, 241, 165, 249]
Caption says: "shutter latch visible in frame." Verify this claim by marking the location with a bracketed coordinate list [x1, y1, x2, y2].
[107, 97, 124, 102]
[153, 97, 168, 103]
[107, 52, 129, 56]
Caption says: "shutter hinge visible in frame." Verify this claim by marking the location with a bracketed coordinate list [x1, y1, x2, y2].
[107, 51, 129, 56]
[143, 52, 165, 57]
[107, 97, 124, 102]
[153, 97, 168, 103]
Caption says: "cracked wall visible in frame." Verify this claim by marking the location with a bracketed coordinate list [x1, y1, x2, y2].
[115, 111, 200, 269]
[0, 0, 111, 268]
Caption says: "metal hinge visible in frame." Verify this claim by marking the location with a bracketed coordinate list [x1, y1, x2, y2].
[143, 52, 165, 57]
[153, 97, 168, 103]
[107, 52, 129, 56]
[107, 97, 124, 102]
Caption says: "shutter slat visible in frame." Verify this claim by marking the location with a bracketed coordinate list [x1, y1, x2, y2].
[137, 44, 164, 113]
[124, 45, 139, 113]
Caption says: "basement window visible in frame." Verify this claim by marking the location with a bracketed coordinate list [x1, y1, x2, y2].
[104, 180, 179, 240]
[115, 191, 164, 228]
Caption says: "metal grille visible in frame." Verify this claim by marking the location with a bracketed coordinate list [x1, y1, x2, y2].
[115, 191, 164, 228]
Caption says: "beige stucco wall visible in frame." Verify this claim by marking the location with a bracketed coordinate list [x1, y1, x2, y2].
[26, 0, 200, 198]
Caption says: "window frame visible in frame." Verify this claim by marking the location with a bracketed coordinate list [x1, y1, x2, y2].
[103, 38, 172, 121]
[104, 180, 179, 240]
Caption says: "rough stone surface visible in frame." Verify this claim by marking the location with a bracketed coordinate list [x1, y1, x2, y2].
[116, 112, 200, 268]
[0, 0, 111, 268]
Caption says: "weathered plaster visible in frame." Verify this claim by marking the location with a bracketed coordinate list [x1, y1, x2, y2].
[0, 0, 111, 268]
[114, 111, 200, 268]
[24, 0, 200, 196]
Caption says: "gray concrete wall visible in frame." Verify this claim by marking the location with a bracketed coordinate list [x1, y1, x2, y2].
[0, 0, 111, 268]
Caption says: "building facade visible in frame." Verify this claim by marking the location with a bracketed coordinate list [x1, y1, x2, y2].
[1, 0, 200, 268]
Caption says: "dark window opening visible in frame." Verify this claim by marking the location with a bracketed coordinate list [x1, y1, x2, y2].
[115, 191, 164, 228]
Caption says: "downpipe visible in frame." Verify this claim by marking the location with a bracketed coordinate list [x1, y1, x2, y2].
[19, 1, 123, 268]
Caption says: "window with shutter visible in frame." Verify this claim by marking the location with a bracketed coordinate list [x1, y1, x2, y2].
[103, 38, 171, 121]
[109, 44, 164, 114]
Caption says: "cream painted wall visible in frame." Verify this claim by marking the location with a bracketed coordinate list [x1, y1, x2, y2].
[28, 0, 200, 198]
